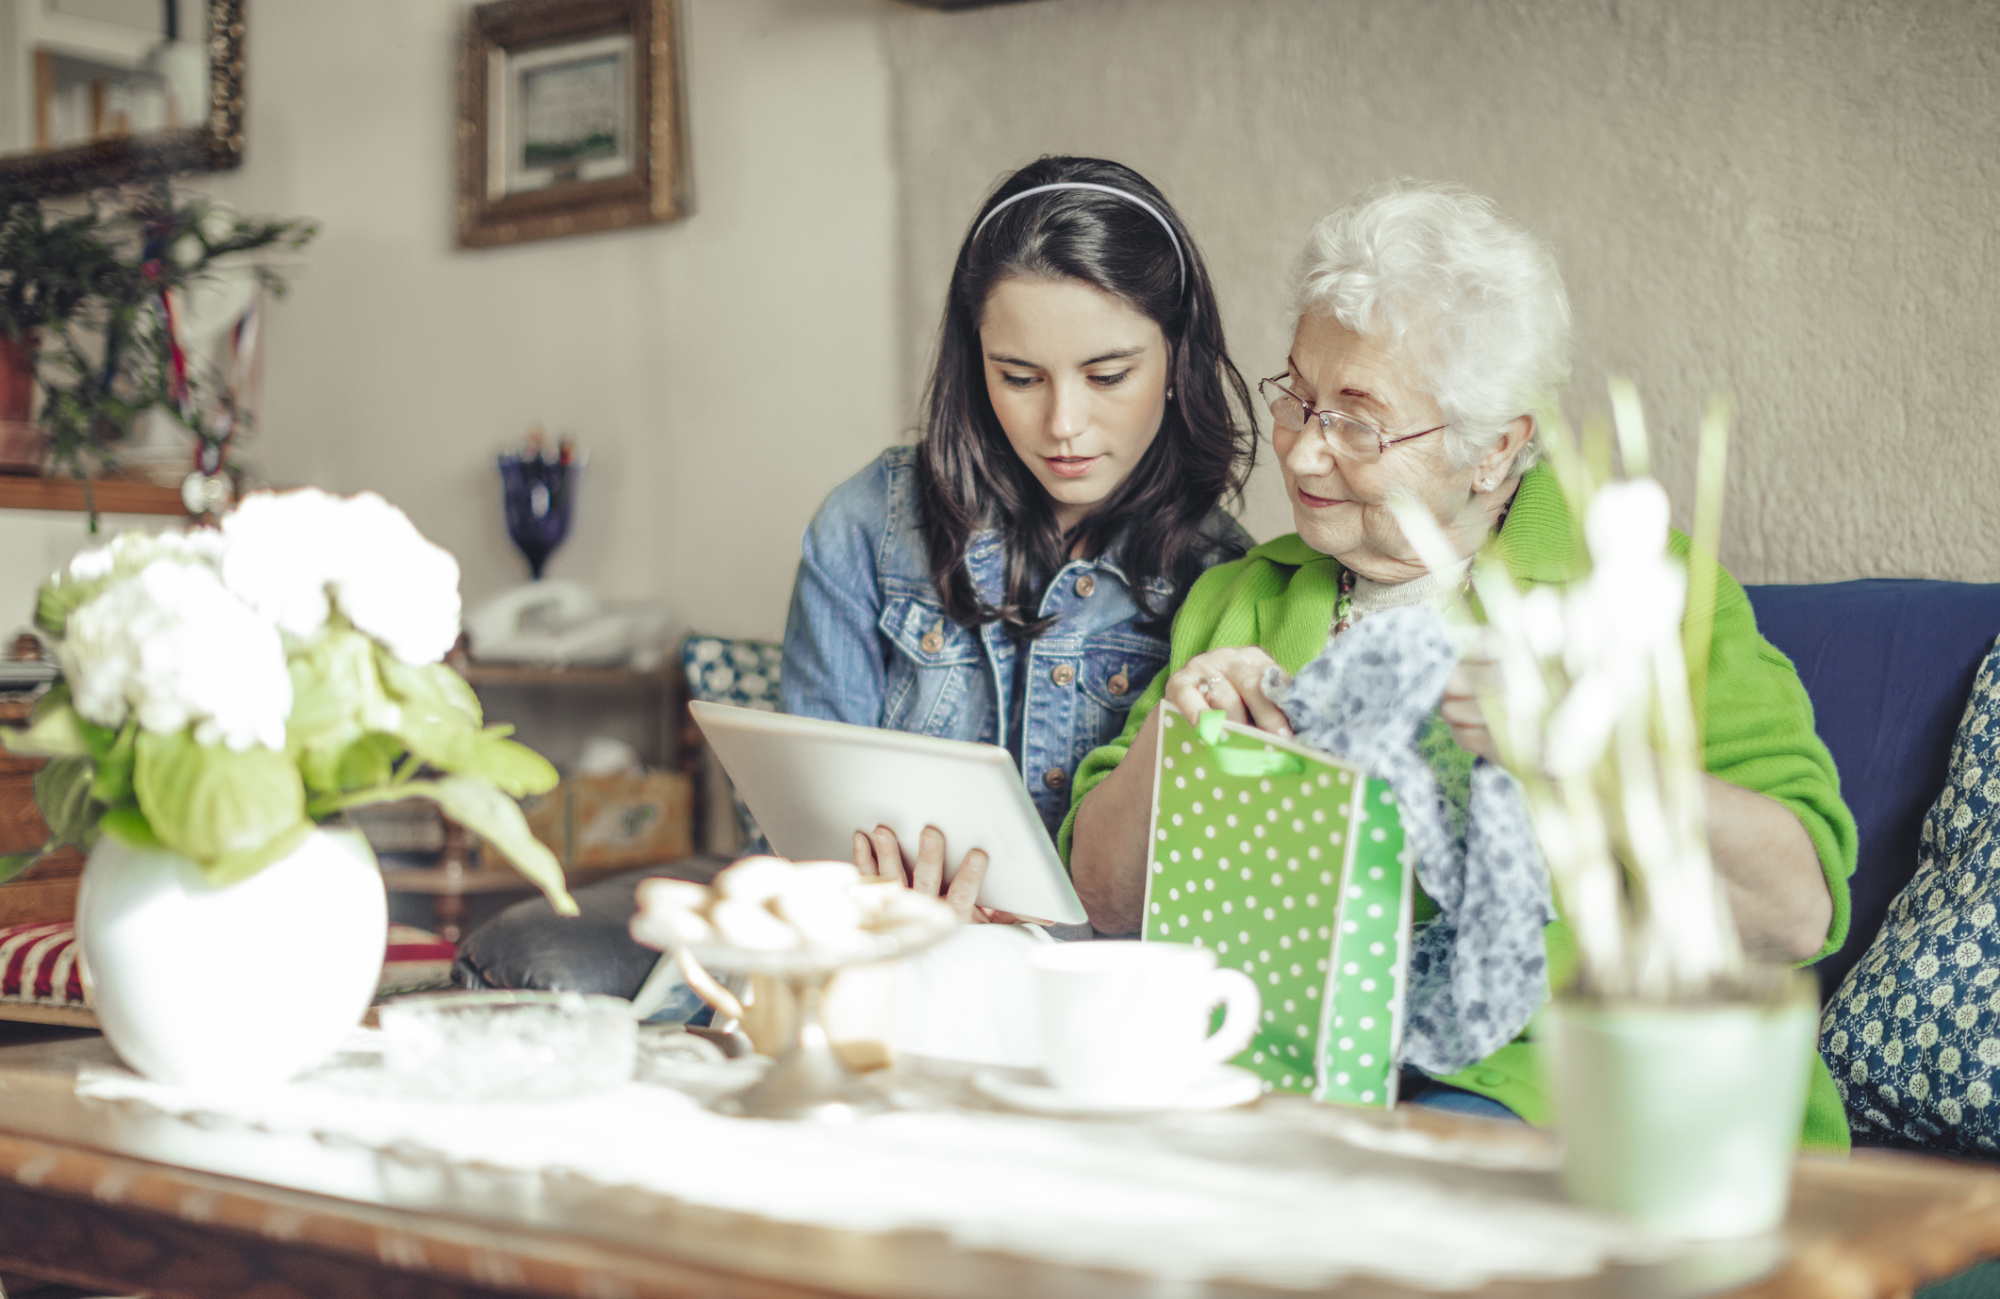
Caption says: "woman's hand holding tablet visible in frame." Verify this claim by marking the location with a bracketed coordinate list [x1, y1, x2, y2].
[853, 825, 1021, 925]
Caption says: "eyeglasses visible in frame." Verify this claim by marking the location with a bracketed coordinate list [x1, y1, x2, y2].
[1258, 372, 1448, 463]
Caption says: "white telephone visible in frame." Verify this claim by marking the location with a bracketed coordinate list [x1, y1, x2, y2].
[465, 580, 646, 667]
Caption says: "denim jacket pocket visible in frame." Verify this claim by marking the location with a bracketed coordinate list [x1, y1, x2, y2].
[878, 595, 984, 737]
[1076, 632, 1171, 751]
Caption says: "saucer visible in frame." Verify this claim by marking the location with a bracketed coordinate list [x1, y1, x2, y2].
[971, 1065, 1265, 1116]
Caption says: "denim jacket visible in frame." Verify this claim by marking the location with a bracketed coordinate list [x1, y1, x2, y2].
[781, 446, 1250, 839]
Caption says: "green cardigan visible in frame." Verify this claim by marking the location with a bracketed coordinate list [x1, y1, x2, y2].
[1059, 464, 1859, 1150]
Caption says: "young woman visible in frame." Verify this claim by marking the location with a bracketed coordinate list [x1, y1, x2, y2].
[780, 156, 1258, 924]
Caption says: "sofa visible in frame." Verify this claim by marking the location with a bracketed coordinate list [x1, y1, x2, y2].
[1743, 580, 2000, 1002]
[459, 579, 2000, 1157]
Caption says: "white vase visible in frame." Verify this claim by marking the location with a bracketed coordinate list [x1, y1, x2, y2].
[1540, 971, 1819, 1240]
[76, 827, 386, 1088]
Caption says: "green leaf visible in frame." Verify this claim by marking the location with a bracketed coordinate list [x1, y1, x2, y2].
[334, 732, 402, 791]
[98, 805, 165, 849]
[345, 776, 574, 915]
[36, 571, 110, 638]
[375, 650, 482, 726]
[398, 719, 559, 798]
[134, 728, 305, 862]
[201, 819, 315, 888]
[0, 850, 47, 885]
[77, 713, 118, 764]
[34, 755, 99, 850]
[0, 689, 87, 758]
[88, 721, 136, 806]
[286, 627, 390, 783]
[370, 646, 554, 797]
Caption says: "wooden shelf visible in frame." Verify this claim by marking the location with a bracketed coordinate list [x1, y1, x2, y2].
[381, 858, 666, 897]
[459, 662, 678, 689]
[0, 476, 189, 516]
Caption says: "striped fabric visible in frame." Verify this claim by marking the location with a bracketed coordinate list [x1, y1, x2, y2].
[385, 924, 457, 964]
[0, 921, 85, 1006]
[0, 921, 460, 1012]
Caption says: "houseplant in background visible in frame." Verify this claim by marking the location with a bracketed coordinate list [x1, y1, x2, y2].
[0, 182, 314, 500]
[0, 488, 574, 1087]
[1397, 384, 1817, 1239]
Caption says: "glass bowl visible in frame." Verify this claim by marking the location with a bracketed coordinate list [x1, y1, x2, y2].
[377, 990, 637, 1101]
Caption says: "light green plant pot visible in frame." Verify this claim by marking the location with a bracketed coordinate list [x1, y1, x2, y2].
[1540, 970, 1818, 1240]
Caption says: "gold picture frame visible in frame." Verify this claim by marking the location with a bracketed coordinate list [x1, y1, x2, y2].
[456, 0, 689, 250]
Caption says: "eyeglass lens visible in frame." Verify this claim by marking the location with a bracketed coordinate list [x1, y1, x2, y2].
[1263, 380, 1382, 461]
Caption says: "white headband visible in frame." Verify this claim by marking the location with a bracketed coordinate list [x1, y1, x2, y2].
[970, 181, 1187, 293]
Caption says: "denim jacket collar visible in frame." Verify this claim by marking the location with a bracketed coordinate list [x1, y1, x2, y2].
[963, 525, 1171, 608]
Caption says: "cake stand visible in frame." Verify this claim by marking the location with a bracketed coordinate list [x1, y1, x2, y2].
[681, 912, 952, 1122]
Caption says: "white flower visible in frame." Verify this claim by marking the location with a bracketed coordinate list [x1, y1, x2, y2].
[216, 489, 344, 640]
[326, 493, 462, 666]
[219, 488, 462, 665]
[58, 558, 292, 751]
[48, 529, 224, 607]
[1583, 479, 1670, 570]
[61, 528, 223, 584]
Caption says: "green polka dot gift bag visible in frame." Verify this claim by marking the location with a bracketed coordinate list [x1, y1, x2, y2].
[1144, 706, 1414, 1106]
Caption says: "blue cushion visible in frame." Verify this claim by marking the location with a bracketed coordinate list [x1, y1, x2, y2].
[1818, 637, 2000, 1155]
[1744, 580, 2000, 995]
[681, 635, 782, 850]
[682, 636, 782, 711]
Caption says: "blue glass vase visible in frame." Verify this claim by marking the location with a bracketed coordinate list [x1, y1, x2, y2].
[499, 454, 577, 580]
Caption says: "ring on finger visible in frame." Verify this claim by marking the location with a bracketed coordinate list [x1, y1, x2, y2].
[1199, 675, 1227, 702]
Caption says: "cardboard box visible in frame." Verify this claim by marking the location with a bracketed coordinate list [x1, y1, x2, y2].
[525, 769, 694, 872]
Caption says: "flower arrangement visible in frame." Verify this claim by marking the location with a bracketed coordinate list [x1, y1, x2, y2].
[0, 488, 574, 913]
[1396, 381, 1741, 1001]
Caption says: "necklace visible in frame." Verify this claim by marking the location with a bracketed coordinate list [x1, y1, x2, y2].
[1331, 492, 1515, 639]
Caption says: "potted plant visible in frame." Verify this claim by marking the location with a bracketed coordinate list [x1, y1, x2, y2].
[1396, 386, 1817, 1239]
[0, 182, 314, 492]
[1, 487, 574, 1087]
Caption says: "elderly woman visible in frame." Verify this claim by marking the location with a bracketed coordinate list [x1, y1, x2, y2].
[1063, 182, 1857, 1146]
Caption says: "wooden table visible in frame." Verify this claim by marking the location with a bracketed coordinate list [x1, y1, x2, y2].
[0, 1023, 1996, 1299]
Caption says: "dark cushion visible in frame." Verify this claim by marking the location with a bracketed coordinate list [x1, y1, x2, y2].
[1820, 638, 2000, 1156]
[453, 855, 728, 997]
[1744, 580, 2000, 995]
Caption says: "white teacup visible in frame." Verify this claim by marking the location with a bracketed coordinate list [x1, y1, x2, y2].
[1030, 942, 1261, 1101]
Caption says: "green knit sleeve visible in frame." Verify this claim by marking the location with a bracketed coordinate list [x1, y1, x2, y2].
[1686, 541, 1859, 962]
[1057, 556, 1261, 863]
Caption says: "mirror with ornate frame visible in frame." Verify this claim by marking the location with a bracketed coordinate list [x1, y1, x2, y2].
[0, 0, 244, 196]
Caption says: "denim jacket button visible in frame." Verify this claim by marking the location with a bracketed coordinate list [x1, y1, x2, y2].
[1043, 767, 1067, 790]
[1108, 671, 1130, 696]
[1074, 575, 1097, 598]
[920, 629, 944, 655]
[1050, 663, 1076, 687]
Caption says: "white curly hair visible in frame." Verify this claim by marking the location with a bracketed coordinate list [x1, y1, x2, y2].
[1290, 181, 1571, 474]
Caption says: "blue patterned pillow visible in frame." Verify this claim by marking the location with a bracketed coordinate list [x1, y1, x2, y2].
[681, 636, 783, 850]
[683, 636, 782, 711]
[1821, 636, 2000, 1155]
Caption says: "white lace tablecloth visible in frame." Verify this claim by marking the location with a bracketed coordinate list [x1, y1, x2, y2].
[75, 1031, 1672, 1292]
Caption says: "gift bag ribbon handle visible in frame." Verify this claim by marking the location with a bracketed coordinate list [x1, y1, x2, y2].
[1197, 709, 1308, 776]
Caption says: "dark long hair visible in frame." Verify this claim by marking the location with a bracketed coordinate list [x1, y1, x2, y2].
[916, 157, 1258, 638]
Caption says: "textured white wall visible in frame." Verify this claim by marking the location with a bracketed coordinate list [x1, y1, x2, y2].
[194, 0, 900, 638]
[883, 0, 2000, 583]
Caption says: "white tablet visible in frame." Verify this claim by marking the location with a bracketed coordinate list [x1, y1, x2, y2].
[689, 701, 1089, 926]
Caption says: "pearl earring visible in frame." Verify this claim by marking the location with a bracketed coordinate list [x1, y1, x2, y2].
[1166, 387, 1175, 402]
[1479, 478, 1494, 491]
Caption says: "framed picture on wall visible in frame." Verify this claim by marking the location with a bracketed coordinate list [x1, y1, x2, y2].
[457, 0, 689, 249]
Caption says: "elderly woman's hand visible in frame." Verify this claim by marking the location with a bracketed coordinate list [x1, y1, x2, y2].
[1440, 649, 1503, 763]
[1163, 647, 1293, 738]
